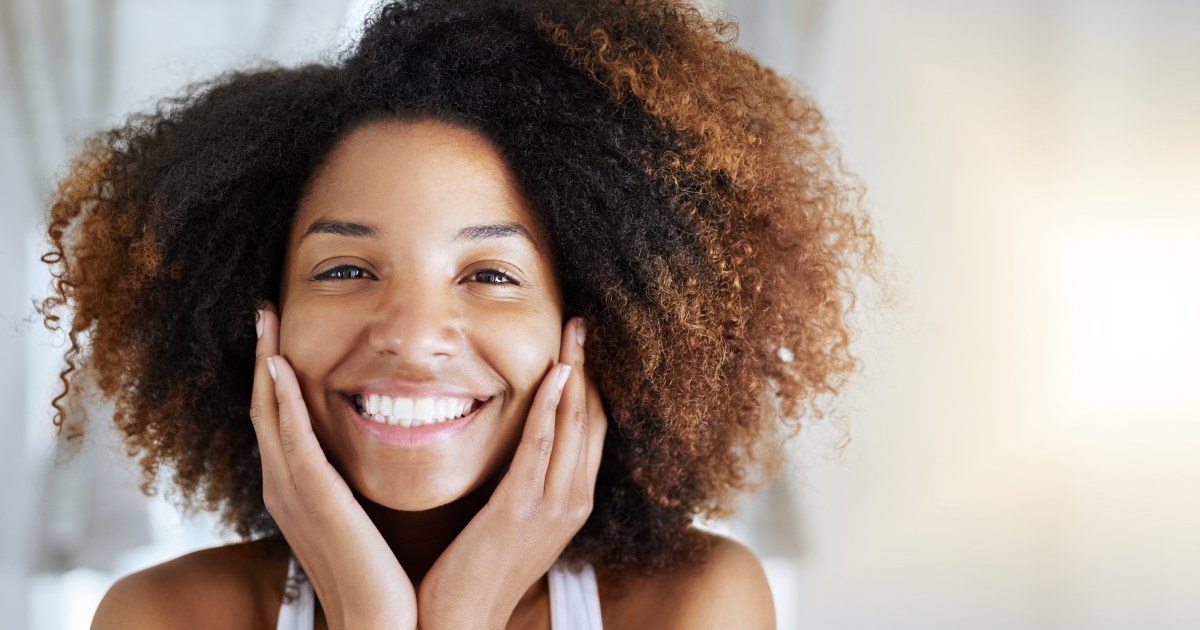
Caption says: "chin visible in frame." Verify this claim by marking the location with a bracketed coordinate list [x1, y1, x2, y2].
[353, 463, 490, 511]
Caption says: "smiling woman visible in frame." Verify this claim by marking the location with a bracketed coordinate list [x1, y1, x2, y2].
[282, 120, 565, 514]
[38, 0, 879, 628]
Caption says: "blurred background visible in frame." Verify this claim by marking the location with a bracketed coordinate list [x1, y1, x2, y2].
[2, 0, 1198, 628]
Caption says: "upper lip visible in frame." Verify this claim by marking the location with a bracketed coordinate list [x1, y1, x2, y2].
[345, 380, 490, 400]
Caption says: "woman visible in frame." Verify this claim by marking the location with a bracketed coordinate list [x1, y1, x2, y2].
[41, 0, 879, 627]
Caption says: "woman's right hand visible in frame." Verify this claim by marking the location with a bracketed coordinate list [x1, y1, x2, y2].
[250, 302, 416, 630]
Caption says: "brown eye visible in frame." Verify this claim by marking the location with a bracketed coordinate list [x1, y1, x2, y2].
[313, 265, 375, 281]
[468, 268, 518, 286]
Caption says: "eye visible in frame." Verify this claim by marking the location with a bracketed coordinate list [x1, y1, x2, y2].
[467, 268, 520, 286]
[312, 264, 375, 281]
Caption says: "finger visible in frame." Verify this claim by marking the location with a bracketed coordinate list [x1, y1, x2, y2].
[504, 360, 571, 499]
[546, 318, 588, 496]
[249, 302, 288, 477]
[269, 353, 329, 472]
[581, 376, 607, 492]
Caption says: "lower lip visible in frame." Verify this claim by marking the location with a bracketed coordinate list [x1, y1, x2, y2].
[342, 396, 490, 447]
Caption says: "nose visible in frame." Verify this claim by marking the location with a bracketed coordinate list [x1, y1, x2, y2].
[365, 278, 463, 363]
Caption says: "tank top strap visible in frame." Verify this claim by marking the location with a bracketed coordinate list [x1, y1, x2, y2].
[547, 559, 604, 629]
[276, 556, 315, 630]
[276, 556, 603, 629]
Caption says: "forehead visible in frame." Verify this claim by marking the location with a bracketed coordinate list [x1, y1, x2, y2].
[292, 118, 539, 241]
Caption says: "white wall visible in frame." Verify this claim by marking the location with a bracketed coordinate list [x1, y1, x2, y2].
[774, 0, 1200, 627]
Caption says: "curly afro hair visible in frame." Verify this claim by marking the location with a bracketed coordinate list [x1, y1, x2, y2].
[41, 0, 880, 576]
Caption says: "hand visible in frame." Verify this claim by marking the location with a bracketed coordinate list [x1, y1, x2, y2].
[250, 303, 417, 630]
[417, 317, 608, 629]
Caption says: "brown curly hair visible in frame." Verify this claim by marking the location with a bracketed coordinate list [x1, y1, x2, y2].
[40, 0, 880, 576]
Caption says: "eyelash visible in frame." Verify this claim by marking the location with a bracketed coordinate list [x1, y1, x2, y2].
[313, 265, 374, 281]
[468, 268, 519, 286]
[312, 265, 520, 286]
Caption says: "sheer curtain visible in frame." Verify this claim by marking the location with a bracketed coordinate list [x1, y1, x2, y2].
[1, 2, 361, 628]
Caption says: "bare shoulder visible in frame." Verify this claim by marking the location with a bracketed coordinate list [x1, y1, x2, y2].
[92, 538, 288, 630]
[599, 531, 775, 630]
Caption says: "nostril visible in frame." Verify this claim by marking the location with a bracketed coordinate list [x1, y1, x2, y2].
[365, 306, 465, 360]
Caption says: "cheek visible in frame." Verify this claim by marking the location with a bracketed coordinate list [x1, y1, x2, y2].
[278, 303, 346, 395]
[478, 310, 562, 400]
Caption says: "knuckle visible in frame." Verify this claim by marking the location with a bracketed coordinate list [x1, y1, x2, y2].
[572, 410, 587, 433]
[554, 501, 587, 528]
[248, 401, 264, 423]
[262, 490, 283, 516]
[560, 503, 588, 527]
[535, 435, 554, 457]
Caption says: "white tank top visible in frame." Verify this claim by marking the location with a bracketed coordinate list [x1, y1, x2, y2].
[276, 557, 603, 629]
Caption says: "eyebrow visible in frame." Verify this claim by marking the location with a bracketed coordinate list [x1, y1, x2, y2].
[299, 219, 539, 249]
[453, 222, 538, 249]
[301, 220, 380, 240]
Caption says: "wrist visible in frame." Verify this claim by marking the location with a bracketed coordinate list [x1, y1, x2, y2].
[418, 615, 506, 630]
[417, 587, 516, 630]
[315, 588, 417, 630]
[335, 612, 417, 630]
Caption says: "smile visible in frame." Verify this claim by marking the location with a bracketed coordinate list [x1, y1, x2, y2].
[353, 394, 485, 428]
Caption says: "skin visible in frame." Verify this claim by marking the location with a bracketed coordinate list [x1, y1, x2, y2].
[278, 119, 568, 517]
[90, 120, 776, 629]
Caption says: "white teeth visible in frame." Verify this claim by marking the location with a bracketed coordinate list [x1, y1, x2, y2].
[413, 398, 433, 424]
[394, 398, 414, 428]
[356, 393, 479, 427]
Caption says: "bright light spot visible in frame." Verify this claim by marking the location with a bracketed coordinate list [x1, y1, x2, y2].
[1042, 216, 1200, 419]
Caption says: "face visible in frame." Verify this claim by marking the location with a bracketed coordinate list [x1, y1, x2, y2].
[279, 119, 564, 510]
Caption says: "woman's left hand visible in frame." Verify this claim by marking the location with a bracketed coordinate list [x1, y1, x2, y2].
[417, 317, 607, 629]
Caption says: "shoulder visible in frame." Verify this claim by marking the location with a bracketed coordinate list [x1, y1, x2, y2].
[91, 539, 289, 630]
[599, 530, 775, 630]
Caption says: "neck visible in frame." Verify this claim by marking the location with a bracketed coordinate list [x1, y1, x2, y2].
[357, 475, 500, 588]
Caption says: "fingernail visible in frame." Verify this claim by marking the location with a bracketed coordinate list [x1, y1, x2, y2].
[576, 321, 587, 346]
[255, 310, 264, 339]
[554, 364, 572, 390]
[266, 356, 277, 381]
